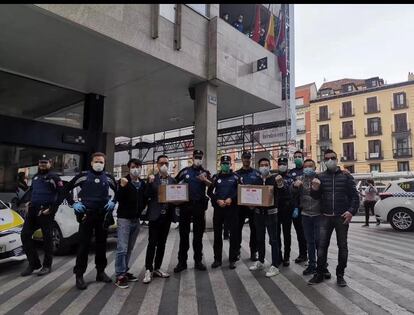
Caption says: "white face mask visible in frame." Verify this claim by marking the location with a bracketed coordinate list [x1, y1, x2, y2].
[325, 159, 338, 171]
[130, 167, 141, 177]
[92, 162, 104, 172]
[159, 165, 168, 175]
[193, 159, 203, 167]
[278, 165, 288, 173]
[259, 166, 270, 177]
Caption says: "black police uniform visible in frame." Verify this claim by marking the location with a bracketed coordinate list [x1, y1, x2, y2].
[66, 170, 117, 276]
[208, 163, 241, 264]
[235, 166, 261, 259]
[175, 162, 211, 266]
[21, 170, 64, 270]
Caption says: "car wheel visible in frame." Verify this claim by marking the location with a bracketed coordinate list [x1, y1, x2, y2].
[51, 221, 70, 255]
[389, 208, 414, 232]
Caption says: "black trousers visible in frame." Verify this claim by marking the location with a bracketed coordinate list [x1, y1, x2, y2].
[292, 212, 308, 258]
[145, 215, 171, 271]
[364, 200, 377, 225]
[238, 206, 257, 255]
[73, 211, 108, 276]
[277, 205, 292, 261]
[213, 205, 239, 262]
[177, 201, 206, 264]
[21, 207, 54, 268]
[255, 210, 281, 267]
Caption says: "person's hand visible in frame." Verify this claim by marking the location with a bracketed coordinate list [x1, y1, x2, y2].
[275, 175, 284, 187]
[294, 180, 303, 188]
[148, 175, 155, 183]
[217, 200, 226, 208]
[73, 202, 86, 215]
[41, 208, 50, 215]
[342, 211, 353, 224]
[311, 178, 321, 191]
[120, 177, 129, 187]
[342, 168, 351, 175]
[197, 173, 207, 182]
[225, 198, 232, 206]
[292, 207, 299, 219]
[104, 200, 115, 213]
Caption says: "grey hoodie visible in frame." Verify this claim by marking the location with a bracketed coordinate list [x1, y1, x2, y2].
[292, 175, 321, 216]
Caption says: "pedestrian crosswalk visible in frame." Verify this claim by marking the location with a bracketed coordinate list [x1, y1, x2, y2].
[0, 223, 413, 315]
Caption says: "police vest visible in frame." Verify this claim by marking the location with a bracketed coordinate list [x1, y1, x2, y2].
[31, 173, 58, 208]
[78, 172, 110, 210]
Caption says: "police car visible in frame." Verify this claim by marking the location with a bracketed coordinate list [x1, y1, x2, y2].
[0, 200, 26, 263]
[374, 179, 414, 231]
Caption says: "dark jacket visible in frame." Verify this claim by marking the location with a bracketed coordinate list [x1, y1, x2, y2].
[259, 174, 287, 212]
[145, 174, 176, 222]
[292, 175, 321, 216]
[207, 171, 240, 207]
[311, 168, 359, 216]
[116, 174, 147, 220]
[276, 171, 293, 210]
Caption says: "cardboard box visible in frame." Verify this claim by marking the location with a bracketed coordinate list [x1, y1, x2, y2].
[158, 184, 189, 203]
[237, 185, 274, 207]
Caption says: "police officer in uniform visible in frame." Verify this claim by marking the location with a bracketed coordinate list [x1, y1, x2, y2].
[20, 154, 65, 277]
[208, 155, 241, 269]
[174, 150, 212, 273]
[235, 151, 260, 261]
[66, 152, 117, 290]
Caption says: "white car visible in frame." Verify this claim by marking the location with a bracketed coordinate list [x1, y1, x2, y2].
[374, 179, 414, 231]
[0, 200, 26, 263]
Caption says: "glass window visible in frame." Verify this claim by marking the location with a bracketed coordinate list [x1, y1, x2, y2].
[342, 101, 352, 117]
[319, 106, 329, 120]
[367, 117, 381, 133]
[398, 162, 410, 172]
[394, 113, 408, 132]
[366, 97, 378, 113]
[398, 180, 414, 191]
[186, 4, 208, 17]
[370, 164, 381, 172]
[160, 4, 176, 23]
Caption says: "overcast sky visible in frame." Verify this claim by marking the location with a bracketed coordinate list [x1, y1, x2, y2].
[294, 4, 414, 89]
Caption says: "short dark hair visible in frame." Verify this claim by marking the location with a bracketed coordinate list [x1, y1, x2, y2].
[323, 149, 337, 158]
[367, 179, 374, 185]
[127, 158, 142, 168]
[91, 152, 106, 160]
[294, 150, 303, 157]
[258, 157, 270, 165]
[303, 159, 315, 166]
[157, 155, 168, 163]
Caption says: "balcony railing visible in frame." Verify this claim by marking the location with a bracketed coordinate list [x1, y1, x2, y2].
[340, 154, 357, 162]
[393, 148, 413, 158]
[339, 108, 355, 118]
[365, 127, 382, 136]
[391, 99, 409, 110]
[364, 103, 381, 114]
[297, 128, 306, 134]
[365, 151, 384, 160]
[339, 129, 356, 139]
[317, 112, 331, 121]
[316, 133, 332, 144]
[392, 123, 411, 135]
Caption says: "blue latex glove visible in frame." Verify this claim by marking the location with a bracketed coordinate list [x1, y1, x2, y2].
[73, 202, 86, 215]
[292, 207, 299, 219]
[104, 200, 115, 213]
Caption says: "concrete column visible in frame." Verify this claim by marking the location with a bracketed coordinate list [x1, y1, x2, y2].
[194, 82, 218, 229]
[103, 132, 115, 175]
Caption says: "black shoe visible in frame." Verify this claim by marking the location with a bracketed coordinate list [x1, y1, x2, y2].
[21, 265, 40, 277]
[323, 269, 332, 279]
[308, 273, 324, 285]
[376, 220, 381, 226]
[337, 275, 347, 287]
[211, 261, 222, 269]
[76, 275, 87, 290]
[295, 255, 307, 264]
[115, 275, 129, 289]
[362, 224, 369, 227]
[38, 267, 51, 276]
[250, 252, 258, 262]
[282, 260, 290, 267]
[194, 262, 207, 271]
[229, 262, 236, 269]
[302, 266, 316, 276]
[125, 272, 139, 282]
[174, 263, 188, 273]
[96, 271, 112, 283]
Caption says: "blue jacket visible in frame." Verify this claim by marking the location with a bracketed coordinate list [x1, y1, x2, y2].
[289, 167, 304, 181]
[29, 171, 65, 214]
[176, 166, 211, 202]
[207, 171, 240, 207]
[235, 167, 262, 185]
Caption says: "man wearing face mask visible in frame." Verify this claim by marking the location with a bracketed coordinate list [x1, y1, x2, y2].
[143, 155, 176, 284]
[289, 151, 308, 264]
[232, 14, 244, 33]
[235, 151, 260, 262]
[308, 149, 359, 287]
[114, 158, 147, 289]
[66, 152, 117, 290]
[174, 150, 212, 273]
[207, 155, 241, 269]
[292, 159, 323, 276]
[20, 154, 65, 277]
[275, 156, 294, 266]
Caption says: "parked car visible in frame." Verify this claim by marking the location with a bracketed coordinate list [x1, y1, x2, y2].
[0, 200, 26, 264]
[374, 179, 414, 231]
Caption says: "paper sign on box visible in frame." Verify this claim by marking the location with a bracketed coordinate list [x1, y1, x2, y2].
[237, 185, 274, 207]
[158, 184, 189, 203]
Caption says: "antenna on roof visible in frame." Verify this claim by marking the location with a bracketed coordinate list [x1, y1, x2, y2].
[323, 77, 327, 82]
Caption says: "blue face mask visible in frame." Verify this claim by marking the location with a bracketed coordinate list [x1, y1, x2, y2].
[303, 167, 316, 177]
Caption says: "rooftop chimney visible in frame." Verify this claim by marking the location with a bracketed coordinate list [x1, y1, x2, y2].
[409, 72, 414, 81]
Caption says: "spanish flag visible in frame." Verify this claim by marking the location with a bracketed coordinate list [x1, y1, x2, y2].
[264, 15, 276, 52]
[251, 4, 261, 43]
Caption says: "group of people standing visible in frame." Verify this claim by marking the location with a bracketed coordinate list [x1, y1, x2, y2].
[19, 147, 359, 290]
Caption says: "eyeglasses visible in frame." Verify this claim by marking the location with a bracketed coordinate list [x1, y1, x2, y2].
[324, 157, 337, 161]
[159, 162, 169, 166]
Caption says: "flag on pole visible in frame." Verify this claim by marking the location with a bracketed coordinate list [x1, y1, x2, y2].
[264, 14, 276, 52]
[251, 4, 261, 43]
[275, 5, 287, 76]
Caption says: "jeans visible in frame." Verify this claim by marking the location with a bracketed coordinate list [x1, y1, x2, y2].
[254, 210, 281, 267]
[316, 215, 349, 276]
[213, 205, 239, 262]
[293, 212, 308, 258]
[115, 218, 140, 277]
[302, 215, 321, 269]
[145, 215, 171, 271]
[238, 206, 257, 256]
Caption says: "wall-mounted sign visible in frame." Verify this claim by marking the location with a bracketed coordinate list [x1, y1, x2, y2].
[208, 95, 217, 105]
[62, 134, 86, 145]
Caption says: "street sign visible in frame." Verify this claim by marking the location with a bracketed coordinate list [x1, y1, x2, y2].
[252, 57, 268, 73]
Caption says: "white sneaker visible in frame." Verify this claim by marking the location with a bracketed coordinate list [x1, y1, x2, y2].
[143, 270, 152, 284]
[305, 260, 309, 267]
[266, 265, 280, 278]
[249, 261, 264, 271]
[153, 269, 170, 278]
